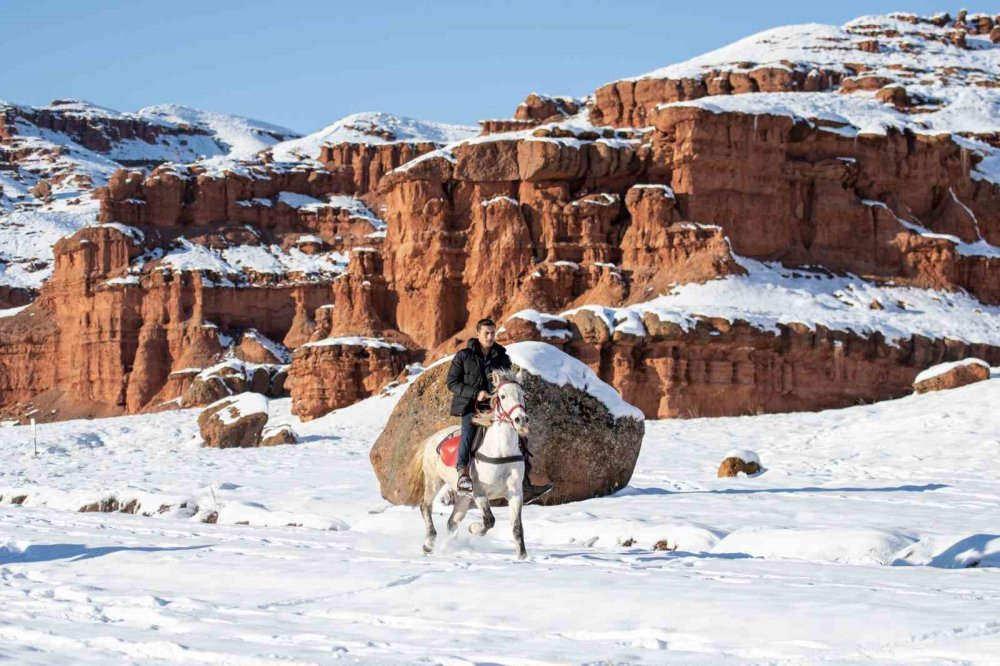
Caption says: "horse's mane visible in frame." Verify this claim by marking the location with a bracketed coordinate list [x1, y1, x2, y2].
[492, 368, 520, 386]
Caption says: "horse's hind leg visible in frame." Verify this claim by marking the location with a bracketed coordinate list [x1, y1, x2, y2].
[469, 495, 495, 536]
[447, 494, 472, 533]
[509, 494, 526, 559]
[421, 476, 443, 555]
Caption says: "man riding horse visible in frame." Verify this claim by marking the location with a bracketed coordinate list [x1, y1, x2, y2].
[446, 318, 552, 502]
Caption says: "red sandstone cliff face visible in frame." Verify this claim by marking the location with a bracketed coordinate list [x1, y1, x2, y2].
[375, 111, 999, 354]
[287, 339, 409, 421]
[499, 311, 1000, 418]
[3, 12, 1000, 424]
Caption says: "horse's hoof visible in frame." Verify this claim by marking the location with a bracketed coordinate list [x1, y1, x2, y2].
[422, 543, 434, 555]
[516, 551, 527, 560]
[469, 523, 486, 536]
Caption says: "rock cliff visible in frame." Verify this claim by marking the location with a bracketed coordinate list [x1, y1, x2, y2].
[2, 11, 1000, 423]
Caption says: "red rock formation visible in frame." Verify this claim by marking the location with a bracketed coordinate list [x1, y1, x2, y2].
[287, 339, 409, 420]
[913, 359, 991, 393]
[502, 313, 1000, 419]
[319, 142, 439, 193]
[5, 13, 1000, 425]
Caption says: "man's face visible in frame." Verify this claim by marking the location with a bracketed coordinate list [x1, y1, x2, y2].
[477, 325, 496, 349]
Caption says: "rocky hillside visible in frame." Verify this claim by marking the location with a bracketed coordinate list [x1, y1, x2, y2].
[0, 99, 299, 304]
[2, 10, 1000, 423]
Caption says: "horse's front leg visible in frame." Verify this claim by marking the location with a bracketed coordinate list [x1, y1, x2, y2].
[469, 494, 495, 536]
[447, 494, 472, 533]
[509, 493, 526, 559]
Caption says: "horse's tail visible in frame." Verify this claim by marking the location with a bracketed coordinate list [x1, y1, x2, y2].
[406, 440, 427, 506]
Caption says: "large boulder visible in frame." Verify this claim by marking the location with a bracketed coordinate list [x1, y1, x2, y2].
[370, 341, 644, 506]
[198, 393, 269, 448]
[913, 359, 991, 394]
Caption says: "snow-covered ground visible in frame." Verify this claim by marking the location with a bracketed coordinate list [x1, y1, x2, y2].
[1, 372, 999, 663]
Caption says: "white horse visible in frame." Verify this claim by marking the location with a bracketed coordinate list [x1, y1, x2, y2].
[409, 369, 530, 559]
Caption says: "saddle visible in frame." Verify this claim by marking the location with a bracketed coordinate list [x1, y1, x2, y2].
[435, 425, 488, 468]
[436, 429, 461, 468]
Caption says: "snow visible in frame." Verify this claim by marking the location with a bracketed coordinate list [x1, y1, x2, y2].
[325, 196, 386, 229]
[241, 329, 291, 364]
[480, 195, 519, 207]
[0, 372, 999, 662]
[0, 199, 100, 289]
[301, 336, 407, 351]
[506, 308, 571, 341]
[563, 257, 1000, 348]
[505, 341, 644, 420]
[269, 111, 478, 162]
[275, 191, 326, 209]
[157, 238, 348, 280]
[97, 222, 144, 244]
[0, 304, 29, 318]
[724, 448, 760, 465]
[136, 104, 298, 159]
[0, 99, 299, 291]
[618, 14, 1000, 181]
[207, 392, 268, 426]
[913, 357, 990, 384]
[632, 183, 675, 197]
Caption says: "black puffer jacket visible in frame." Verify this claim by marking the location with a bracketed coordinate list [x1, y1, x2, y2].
[445, 340, 513, 416]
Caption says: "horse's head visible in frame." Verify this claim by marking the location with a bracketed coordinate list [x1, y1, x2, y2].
[492, 369, 529, 436]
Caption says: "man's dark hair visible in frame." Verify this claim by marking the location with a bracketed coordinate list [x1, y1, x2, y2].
[476, 318, 497, 331]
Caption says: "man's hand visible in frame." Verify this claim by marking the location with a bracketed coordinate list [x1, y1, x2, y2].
[476, 391, 490, 401]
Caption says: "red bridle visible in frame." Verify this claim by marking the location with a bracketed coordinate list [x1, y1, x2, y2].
[491, 380, 526, 425]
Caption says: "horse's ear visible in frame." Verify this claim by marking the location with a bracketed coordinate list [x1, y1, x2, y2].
[515, 369, 524, 383]
[491, 369, 502, 386]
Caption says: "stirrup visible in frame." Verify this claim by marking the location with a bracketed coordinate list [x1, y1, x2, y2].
[456, 470, 473, 494]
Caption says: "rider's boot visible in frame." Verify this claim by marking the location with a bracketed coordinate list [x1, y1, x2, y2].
[456, 466, 473, 494]
[523, 479, 553, 504]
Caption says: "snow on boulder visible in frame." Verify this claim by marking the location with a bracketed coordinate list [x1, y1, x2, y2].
[717, 449, 762, 477]
[181, 359, 287, 408]
[261, 424, 298, 447]
[198, 393, 269, 449]
[370, 341, 644, 506]
[913, 358, 991, 394]
[235, 329, 291, 365]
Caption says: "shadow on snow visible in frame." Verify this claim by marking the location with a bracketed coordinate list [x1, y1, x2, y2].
[617, 483, 949, 497]
[0, 543, 211, 565]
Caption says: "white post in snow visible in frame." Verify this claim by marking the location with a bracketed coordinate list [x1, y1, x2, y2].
[31, 418, 37, 456]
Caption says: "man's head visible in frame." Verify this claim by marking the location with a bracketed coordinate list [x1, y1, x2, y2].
[476, 318, 497, 350]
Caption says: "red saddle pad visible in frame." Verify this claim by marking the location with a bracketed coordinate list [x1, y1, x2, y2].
[437, 432, 461, 468]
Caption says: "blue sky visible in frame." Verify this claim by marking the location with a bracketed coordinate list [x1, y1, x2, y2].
[0, 1, 972, 133]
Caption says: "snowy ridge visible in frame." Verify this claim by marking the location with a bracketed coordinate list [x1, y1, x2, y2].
[634, 16, 998, 87]
[557, 258, 1000, 347]
[137, 104, 299, 159]
[301, 336, 407, 351]
[269, 111, 478, 162]
[622, 13, 1000, 182]
[0, 99, 299, 291]
[156, 238, 348, 281]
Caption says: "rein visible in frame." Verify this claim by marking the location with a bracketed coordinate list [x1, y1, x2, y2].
[473, 379, 526, 466]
